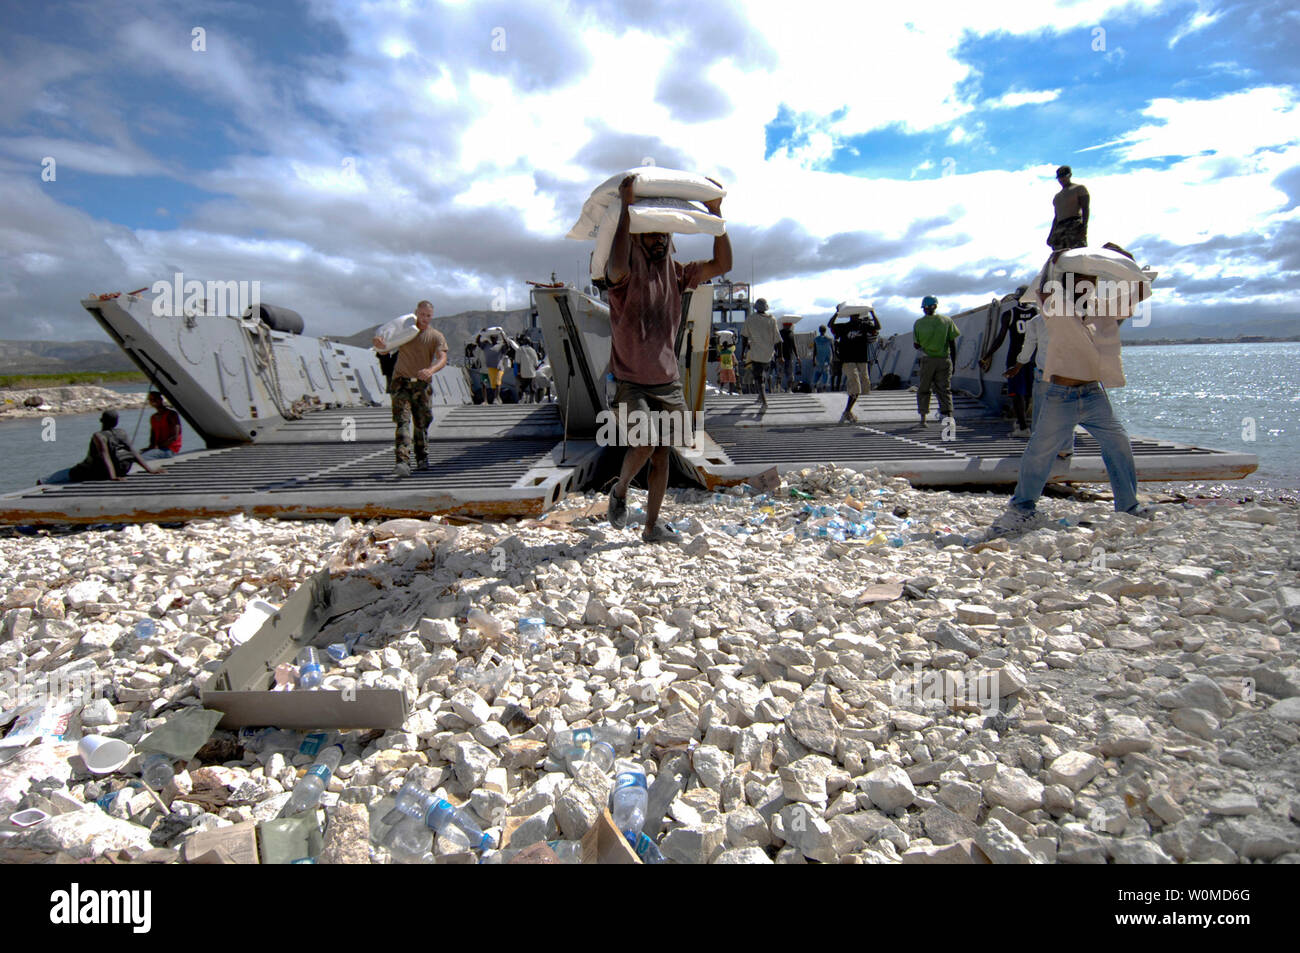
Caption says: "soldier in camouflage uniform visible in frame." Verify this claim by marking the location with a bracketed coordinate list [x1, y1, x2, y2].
[374, 300, 448, 478]
[390, 376, 433, 469]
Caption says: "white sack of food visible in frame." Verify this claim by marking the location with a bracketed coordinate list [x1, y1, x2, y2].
[374, 313, 419, 354]
[589, 197, 726, 282]
[567, 166, 726, 240]
[835, 299, 877, 318]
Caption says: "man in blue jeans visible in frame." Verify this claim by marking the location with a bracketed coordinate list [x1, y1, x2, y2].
[992, 263, 1154, 532]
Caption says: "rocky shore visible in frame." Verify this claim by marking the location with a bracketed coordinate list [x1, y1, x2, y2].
[0, 385, 148, 419]
[1, 465, 1297, 864]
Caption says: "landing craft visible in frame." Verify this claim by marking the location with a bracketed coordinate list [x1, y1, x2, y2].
[0, 271, 1257, 525]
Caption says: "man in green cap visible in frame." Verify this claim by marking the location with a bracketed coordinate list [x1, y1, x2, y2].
[912, 295, 959, 428]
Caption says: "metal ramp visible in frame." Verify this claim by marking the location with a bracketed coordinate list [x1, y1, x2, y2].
[0, 404, 603, 525]
[674, 392, 1258, 488]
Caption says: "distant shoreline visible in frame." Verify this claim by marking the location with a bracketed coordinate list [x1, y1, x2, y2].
[1120, 336, 1300, 346]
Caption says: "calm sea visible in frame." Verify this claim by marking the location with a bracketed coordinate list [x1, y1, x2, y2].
[1107, 342, 1299, 490]
[0, 343, 1295, 494]
[0, 383, 171, 493]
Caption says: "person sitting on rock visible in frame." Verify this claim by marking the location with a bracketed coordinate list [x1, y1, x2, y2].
[39, 410, 163, 484]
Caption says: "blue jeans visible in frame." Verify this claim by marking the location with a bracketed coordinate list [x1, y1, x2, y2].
[812, 361, 830, 390]
[40, 467, 74, 485]
[140, 448, 176, 461]
[1010, 381, 1138, 514]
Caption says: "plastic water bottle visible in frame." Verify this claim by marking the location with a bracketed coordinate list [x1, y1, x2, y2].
[132, 619, 158, 641]
[296, 647, 324, 689]
[141, 753, 174, 789]
[282, 744, 342, 815]
[326, 633, 363, 662]
[517, 617, 546, 643]
[611, 760, 649, 833]
[625, 831, 666, 864]
[238, 727, 299, 753]
[547, 839, 584, 864]
[466, 608, 505, 641]
[553, 725, 642, 763]
[392, 782, 493, 851]
[604, 372, 617, 408]
[298, 731, 330, 757]
[567, 740, 615, 775]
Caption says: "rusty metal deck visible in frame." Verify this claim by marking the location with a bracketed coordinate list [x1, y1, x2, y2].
[675, 392, 1258, 488]
[0, 403, 603, 525]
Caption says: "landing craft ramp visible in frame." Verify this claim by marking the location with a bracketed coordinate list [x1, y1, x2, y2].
[674, 392, 1259, 488]
[0, 404, 601, 525]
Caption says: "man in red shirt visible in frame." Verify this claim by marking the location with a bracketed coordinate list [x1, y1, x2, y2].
[141, 391, 183, 460]
[605, 174, 731, 543]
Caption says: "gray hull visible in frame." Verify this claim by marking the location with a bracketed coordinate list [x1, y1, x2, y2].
[82, 291, 471, 445]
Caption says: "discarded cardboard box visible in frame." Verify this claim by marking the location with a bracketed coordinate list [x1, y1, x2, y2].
[184, 821, 260, 865]
[580, 809, 641, 865]
[202, 569, 408, 730]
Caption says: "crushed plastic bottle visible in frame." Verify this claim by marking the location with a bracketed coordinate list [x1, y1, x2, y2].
[132, 619, 158, 641]
[546, 839, 584, 864]
[326, 633, 363, 662]
[391, 782, 493, 851]
[140, 753, 174, 789]
[282, 744, 343, 816]
[454, 659, 511, 701]
[552, 724, 643, 762]
[466, 607, 505, 642]
[567, 740, 615, 775]
[296, 647, 324, 689]
[625, 831, 666, 864]
[238, 727, 300, 753]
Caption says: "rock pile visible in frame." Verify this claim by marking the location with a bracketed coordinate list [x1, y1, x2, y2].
[1, 465, 1297, 863]
[0, 385, 148, 419]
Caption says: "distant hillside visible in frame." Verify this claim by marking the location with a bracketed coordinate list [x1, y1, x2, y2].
[0, 306, 541, 375]
[0, 339, 136, 373]
[1121, 314, 1300, 343]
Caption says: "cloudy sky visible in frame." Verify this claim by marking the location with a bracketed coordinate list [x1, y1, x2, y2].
[1, 0, 1298, 341]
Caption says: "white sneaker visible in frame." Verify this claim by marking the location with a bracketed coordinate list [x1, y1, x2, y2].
[991, 507, 1035, 534]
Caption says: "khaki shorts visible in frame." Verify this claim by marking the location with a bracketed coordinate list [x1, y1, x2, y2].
[843, 362, 871, 396]
[611, 379, 693, 448]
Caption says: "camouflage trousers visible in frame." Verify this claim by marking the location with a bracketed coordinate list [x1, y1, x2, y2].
[1047, 216, 1087, 251]
[391, 377, 432, 465]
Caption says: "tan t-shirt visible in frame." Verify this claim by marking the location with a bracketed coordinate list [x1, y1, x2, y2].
[1053, 183, 1089, 221]
[393, 326, 448, 380]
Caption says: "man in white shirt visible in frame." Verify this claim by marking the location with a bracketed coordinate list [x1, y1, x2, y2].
[515, 341, 539, 403]
[991, 261, 1154, 533]
[742, 298, 778, 412]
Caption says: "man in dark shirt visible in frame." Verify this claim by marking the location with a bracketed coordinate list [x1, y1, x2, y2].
[980, 288, 1036, 435]
[605, 173, 731, 543]
[39, 410, 162, 484]
[829, 309, 880, 422]
[779, 320, 797, 392]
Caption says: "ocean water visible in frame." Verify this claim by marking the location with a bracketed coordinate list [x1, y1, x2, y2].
[1107, 342, 1299, 490]
[0, 384, 171, 493]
